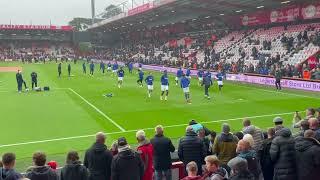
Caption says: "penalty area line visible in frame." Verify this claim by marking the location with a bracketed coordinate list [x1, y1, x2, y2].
[67, 88, 126, 132]
[0, 110, 296, 148]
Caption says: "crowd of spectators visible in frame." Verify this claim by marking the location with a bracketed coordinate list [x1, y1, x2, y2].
[1, 108, 320, 180]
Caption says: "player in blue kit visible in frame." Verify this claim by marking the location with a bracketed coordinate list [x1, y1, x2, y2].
[186, 68, 191, 79]
[205, 70, 211, 79]
[145, 72, 154, 98]
[117, 67, 125, 88]
[175, 67, 183, 85]
[107, 62, 112, 72]
[89, 61, 95, 76]
[160, 70, 169, 101]
[100, 61, 105, 74]
[128, 62, 134, 74]
[215, 70, 224, 91]
[112, 62, 119, 76]
[137, 69, 144, 87]
[197, 69, 204, 86]
[180, 74, 191, 104]
[138, 63, 143, 71]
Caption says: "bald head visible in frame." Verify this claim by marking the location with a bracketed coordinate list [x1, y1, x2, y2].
[186, 126, 193, 132]
[155, 125, 164, 136]
[96, 132, 106, 144]
[308, 118, 319, 130]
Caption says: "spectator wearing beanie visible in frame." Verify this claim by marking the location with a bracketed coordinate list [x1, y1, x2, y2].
[227, 157, 255, 180]
[181, 161, 202, 180]
[150, 125, 175, 180]
[234, 132, 244, 140]
[60, 151, 89, 180]
[295, 130, 320, 180]
[111, 137, 144, 180]
[212, 123, 238, 167]
[136, 130, 154, 180]
[259, 128, 275, 180]
[308, 118, 320, 141]
[178, 126, 206, 175]
[236, 139, 262, 179]
[273, 117, 283, 127]
[0, 153, 22, 180]
[25, 151, 58, 180]
[189, 119, 211, 136]
[242, 118, 264, 153]
[84, 132, 113, 180]
[202, 155, 228, 180]
[270, 125, 296, 180]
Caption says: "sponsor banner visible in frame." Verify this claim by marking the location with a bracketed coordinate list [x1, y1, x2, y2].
[141, 65, 320, 92]
[0, 24, 73, 31]
[128, 3, 154, 16]
[302, 3, 320, 19]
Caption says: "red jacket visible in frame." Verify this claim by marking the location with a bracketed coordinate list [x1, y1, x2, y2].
[137, 141, 154, 180]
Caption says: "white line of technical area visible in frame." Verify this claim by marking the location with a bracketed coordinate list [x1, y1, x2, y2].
[0, 111, 295, 148]
[67, 88, 126, 132]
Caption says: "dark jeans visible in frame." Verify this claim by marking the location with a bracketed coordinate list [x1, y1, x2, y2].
[204, 85, 210, 96]
[275, 79, 281, 90]
[17, 83, 22, 91]
[155, 169, 172, 180]
[32, 81, 37, 89]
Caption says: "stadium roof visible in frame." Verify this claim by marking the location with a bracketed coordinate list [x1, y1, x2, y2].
[88, 0, 309, 32]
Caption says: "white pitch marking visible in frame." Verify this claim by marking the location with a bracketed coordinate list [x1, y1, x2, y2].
[0, 111, 295, 148]
[68, 88, 126, 132]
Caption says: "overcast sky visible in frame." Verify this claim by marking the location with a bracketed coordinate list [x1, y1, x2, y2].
[0, 0, 144, 25]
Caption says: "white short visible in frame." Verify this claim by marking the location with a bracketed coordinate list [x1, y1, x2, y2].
[175, 77, 179, 81]
[183, 87, 190, 93]
[161, 85, 169, 91]
[118, 77, 123, 81]
[113, 70, 117, 73]
[147, 85, 154, 90]
[218, 81, 223, 86]
[198, 77, 203, 81]
[139, 68, 142, 71]
[107, 67, 111, 70]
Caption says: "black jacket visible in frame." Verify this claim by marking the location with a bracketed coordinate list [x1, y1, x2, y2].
[16, 73, 23, 84]
[60, 161, 89, 180]
[295, 137, 320, 180]
[270, 128, 296, 180]
[229, 171, 255, 180]
[84, 142, 113, 180]
[25, 166, 58, 180]
[111, 149, 144, 180]
[150, 134, 175, 170]
[0, 168, 22, 180]
[259, 138, 274, 180]
[178, 131, 206, 166]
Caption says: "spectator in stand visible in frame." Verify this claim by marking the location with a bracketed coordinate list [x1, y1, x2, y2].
[110, 141, 119, 156]
[311, 66, 320, 80]
[273, 117, 283, 127]
[294, 120, 309, 138]
[292, 64, 302, 78]
[201, 155, 228, 180]
[84, 132, 113, 180]
[60, 151, 89, 180]
[150, 125, 175, 180]
[259, 128, 275, 180]
[308, 118, 320, 141]
[181, 161, 202, 180]
[234, 132, 244, 140]
[25, 152, 58, 180]
[270, 125, 296, 180]
[136, 130, 154, 180]
[212, 123, 238, 169]
[208, 131, 217, 155]
[111, 137, 144, 180]
[178, 126, 206, 175]
[242, 118, 264, 153]
[227, 157, 255, 180]
[236, 138, 262, 179]
[293, 108, 316, 128]
[199, 128, 211, 155]
[0, 153, 22, 180]
[295, 130, 320, 180]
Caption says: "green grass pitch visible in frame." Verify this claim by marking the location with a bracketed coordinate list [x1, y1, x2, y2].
[0, 61, 318, 171]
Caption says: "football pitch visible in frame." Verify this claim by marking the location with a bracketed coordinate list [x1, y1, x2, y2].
[0, 61, 319, 171]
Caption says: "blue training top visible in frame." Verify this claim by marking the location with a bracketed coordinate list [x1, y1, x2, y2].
[145, 75, 154, 85]
[180, 77, 190, 88]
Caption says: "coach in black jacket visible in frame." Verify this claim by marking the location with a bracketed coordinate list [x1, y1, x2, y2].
[178, 126, 206, 175]
[151, 125, 175, 180]
[84, 132, 113, 180]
